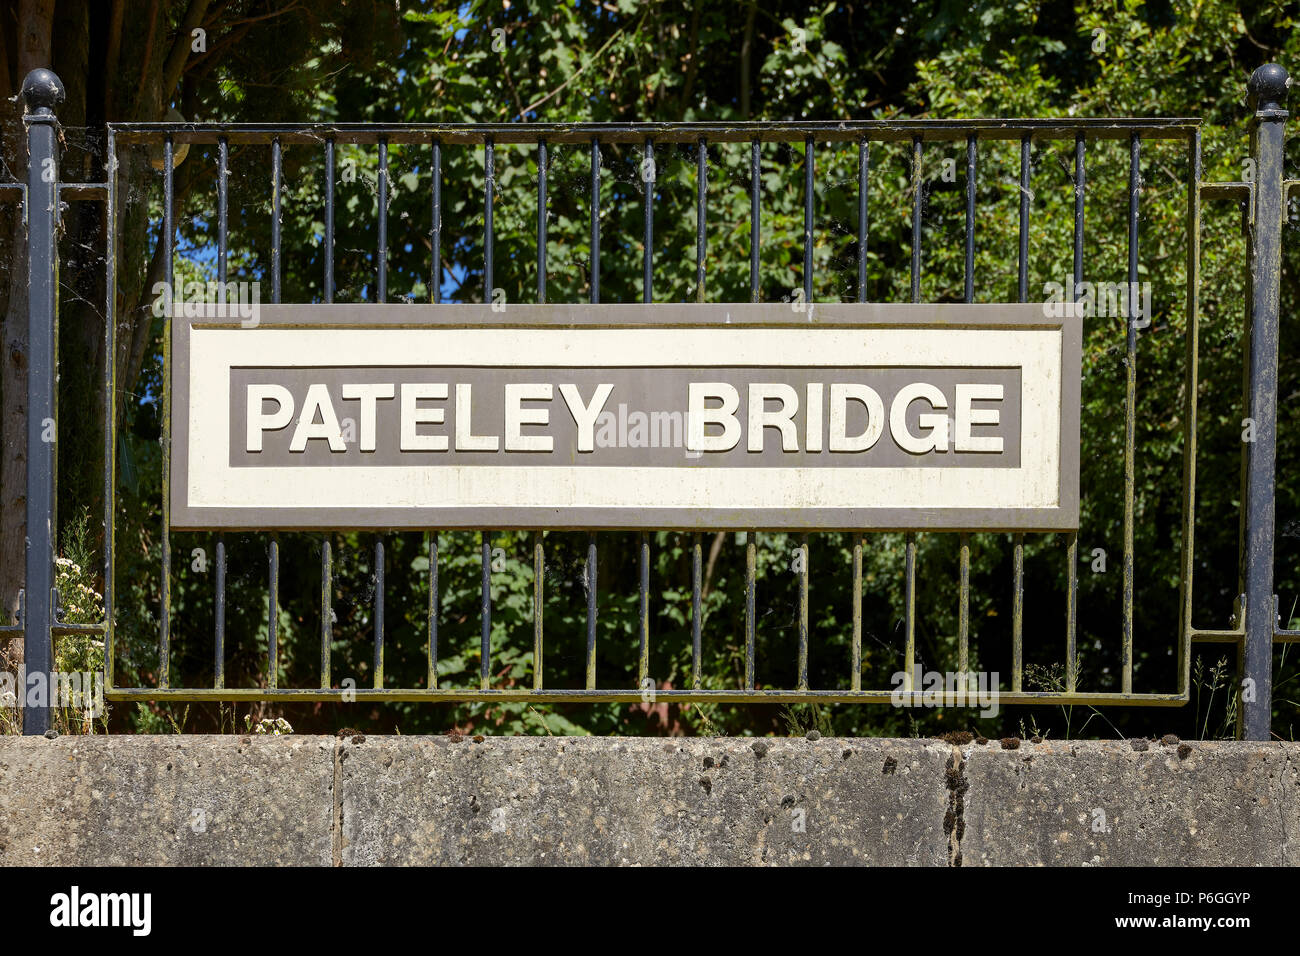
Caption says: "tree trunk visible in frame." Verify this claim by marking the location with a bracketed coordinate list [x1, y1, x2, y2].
[52, 0, 105, 564]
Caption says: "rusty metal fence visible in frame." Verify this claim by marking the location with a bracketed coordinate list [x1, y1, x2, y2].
[3, 64, 1296, 738]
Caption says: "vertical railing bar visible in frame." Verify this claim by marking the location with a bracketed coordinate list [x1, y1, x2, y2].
[857, 136, 868, 302]
[590, 138, 600, 303]
[958, 533, 970, 676]
[160, 133, 173, 689]
[104, 127, 118, 692]
[268, 137, 283, 693]
[215, 134, 229, 691]
[376, 135, 387, 301]
[638, 532, 650, 687]
[268, 536, 279, 690]
[321, 537, 332, 690]
[744, 532, 756, 690]
[373, 535, 385, 689]
[537, 138, 547, 303]
[1017, 134, 1030, 303]
[1012, 534, 1024, 692]
[962, 135, 977, 695]
[851, 532, 862, 691]
[1014, 134, 1030, 696]
[484, 136, 494, 302]
[1067, 130, 1084, 693]
[431, 137, 441, 303]
[1073, 131, 1085, 298]
[321, 138, 334, 693]
[428, 532, 438, 690]
[1236, 141, 1254, 697]
[691, 533, 702, 690]
[1240, 66, 1288, 740]
[696, 138, 707, 302]
[1177, 129, 1202, 703]
[480, 531, 492, 691]
[803, 135, 814, 303]
[533, 531, 543, 691]
[964, 133, 976, 303]
[750, 139, 760, 302]
[1232, 158, 1253, 702]
[214, 537, 226, 690]
[904, 532, 917, 690]
[324, 137, 335, 302]
[1066, 535, 1078, 693]
[586, 532, 598, 689]
[797, 534, 809, 690]
[271, 136, 282, 303]
[643, 137, 653, 303]
[1122, 131, 1140, 696]
[218, 136, 229, 280]
[910, 135, 922, 303]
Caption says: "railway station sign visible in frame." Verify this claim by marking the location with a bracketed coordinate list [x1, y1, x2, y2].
[170, 302, 1080, 530]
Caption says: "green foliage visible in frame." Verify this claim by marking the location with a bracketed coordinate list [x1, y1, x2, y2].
[81, 0, 1300, 739]
[50, 512, 109, 735]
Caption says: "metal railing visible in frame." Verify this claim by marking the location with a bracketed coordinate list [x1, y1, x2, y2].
[4, 65, 1294, 736]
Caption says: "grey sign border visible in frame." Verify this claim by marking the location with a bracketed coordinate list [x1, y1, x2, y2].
[170, 302, 1081, 531]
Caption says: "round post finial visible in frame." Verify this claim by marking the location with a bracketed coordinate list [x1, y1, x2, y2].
[20, 68, 64, 116]
[1249, 63, 1290, 113]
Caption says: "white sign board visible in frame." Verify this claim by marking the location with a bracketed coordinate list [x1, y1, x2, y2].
[170, 303, 1080, 530]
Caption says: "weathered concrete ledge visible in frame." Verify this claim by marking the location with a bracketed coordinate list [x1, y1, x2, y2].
[961, 739, 1300, 866]
[338, 735, 948, 865]
[0, 736, 335, 865]
[0, 736, 1295, 865]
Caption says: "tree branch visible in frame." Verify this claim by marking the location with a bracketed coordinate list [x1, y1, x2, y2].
[677, 0, 702, 120]
[514, 15, 640, 120]
[159, 0, 214, 109]
[739, 0, 756, 118]
[131, 0, 161, 118]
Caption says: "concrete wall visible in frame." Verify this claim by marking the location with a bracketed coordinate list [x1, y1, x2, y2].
[0, 735, 1296, 865]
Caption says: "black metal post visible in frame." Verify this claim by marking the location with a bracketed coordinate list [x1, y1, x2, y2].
[1240, 63, 1288, 741]
[21, 69, 64, 736]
